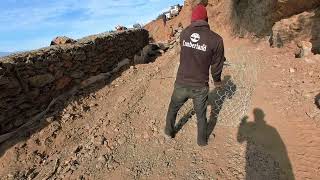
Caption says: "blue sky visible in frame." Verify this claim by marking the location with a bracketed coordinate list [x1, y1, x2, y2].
[0, 0, 183, 52]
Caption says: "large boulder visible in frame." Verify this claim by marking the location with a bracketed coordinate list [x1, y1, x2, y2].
[231, 0, 320, 36]
[270, 11, 317, 48]
[134, 44, 161, 64]
[50, 36, 77, 46]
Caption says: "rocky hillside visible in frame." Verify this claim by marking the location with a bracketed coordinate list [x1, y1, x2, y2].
[145, 0, 320, 54]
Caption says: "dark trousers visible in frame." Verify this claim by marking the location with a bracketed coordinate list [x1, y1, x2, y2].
[165, 83, 209, 145]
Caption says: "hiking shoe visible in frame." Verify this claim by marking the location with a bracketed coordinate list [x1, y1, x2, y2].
[197, 137, 208, 146]
[164, 128, 175, 138]
[197, 140, 208, 147]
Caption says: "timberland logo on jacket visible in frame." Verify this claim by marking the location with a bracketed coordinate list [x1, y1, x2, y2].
[190, 33, 200, 43]
[182, 33, 207, 52]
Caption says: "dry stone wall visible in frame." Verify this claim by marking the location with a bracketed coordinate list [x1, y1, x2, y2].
[0, 29, 149, 135]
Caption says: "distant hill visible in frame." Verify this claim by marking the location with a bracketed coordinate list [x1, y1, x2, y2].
[0, 52, 11, 57]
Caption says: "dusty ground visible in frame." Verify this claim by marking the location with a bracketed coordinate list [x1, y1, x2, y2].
[0, 36, 320, 180]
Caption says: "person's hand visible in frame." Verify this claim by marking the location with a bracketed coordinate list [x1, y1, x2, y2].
[214, 81, 223, 88]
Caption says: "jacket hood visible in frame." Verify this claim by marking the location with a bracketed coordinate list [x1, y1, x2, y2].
[190, 20, 210, 29]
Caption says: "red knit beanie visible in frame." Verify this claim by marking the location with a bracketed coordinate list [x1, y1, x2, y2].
[191, 5, 208, 22]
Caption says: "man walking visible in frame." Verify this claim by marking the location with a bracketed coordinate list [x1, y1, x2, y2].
[165, 4, 225, 146]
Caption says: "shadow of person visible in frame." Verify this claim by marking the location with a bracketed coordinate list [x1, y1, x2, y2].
[237, 108, 295, 180]
[175, 108, 195, 134]
[207, 75, 237, 139]
[174, 75, 237, 139]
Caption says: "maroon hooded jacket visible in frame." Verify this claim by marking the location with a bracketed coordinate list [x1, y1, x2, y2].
[176, 20, 225, 87]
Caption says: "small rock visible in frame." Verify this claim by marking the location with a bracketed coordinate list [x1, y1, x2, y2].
[46, 116, 55, 123]
[29, 74, 55, 87]
[107, 158, 119, 170]
[74, 145, 83, 154]
[125, 167, 131, 172]
[117, 96, 126, 104]
[159, 50, 165, 54]
[89, 103, 98, 107]
[98, 155, 107, 163]
[50, 36, 76, 46]
[295, 47, 304, 58]
[56, 76, 72, 90]
[70, 165, 78, 171]
[117, 137, 126, 145]
[303, 93, 312, 98]
[289, 68, 295, 73]
[299, 41, 313, 56]
[63, 60, 73, 68]
[71, 71, 84, 79]
[143, 132, 149, 139]
[309, 71, 314, 76]
[134, 54, 144, 64]
[62, 113, 71, 119]
[96, 162, 104, 169]
[169, 173, 176, 179]
[92, 135, 106, 146]
[152, 127, 158, 132]
[158, 137, 165, 145]
[304, 58, 314, 64]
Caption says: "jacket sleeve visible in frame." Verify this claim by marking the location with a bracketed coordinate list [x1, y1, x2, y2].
[210, 39, 226, 82]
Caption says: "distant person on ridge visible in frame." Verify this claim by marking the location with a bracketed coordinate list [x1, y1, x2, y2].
[162, 14, 167, 26]
[168, 25, 174, 40]
[165, 4, 225, 146]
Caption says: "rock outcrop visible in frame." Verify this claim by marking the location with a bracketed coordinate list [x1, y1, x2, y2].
[270, 9, 320, 51]
[50, 36, 77, 46]
[231, 0, 320, 36]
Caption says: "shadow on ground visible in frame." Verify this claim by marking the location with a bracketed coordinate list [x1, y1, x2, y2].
[237, 108, 295, 180]
[174, 75, 237, 139]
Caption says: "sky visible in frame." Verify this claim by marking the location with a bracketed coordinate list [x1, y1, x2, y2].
[0, 0, 183, 52]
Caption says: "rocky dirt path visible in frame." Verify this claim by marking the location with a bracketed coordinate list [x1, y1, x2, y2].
[0, 38, 319, 180]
